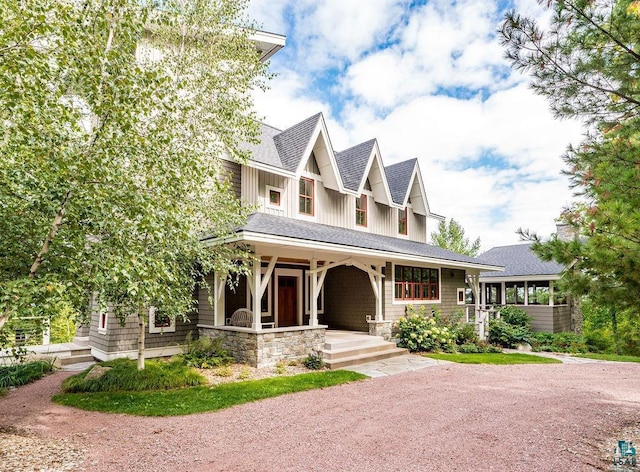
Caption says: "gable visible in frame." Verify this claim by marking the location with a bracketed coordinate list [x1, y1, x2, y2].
[385, 159, 430, 215]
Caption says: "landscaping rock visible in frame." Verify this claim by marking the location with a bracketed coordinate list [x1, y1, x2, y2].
[84, 365, 111, 381]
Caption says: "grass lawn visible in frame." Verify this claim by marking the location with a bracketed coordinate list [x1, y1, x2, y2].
[52, 370, 366, 416]
[423, 352, 562, 365]
[574, 353, 640, 363]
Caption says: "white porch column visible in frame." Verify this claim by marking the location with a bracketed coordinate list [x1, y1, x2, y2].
[549, 281, 555, 306]
[374, 265, 383, 321]
[309, 259, 318, 327]
[213, 272, 227, 326]
[251, 257, 262, 330]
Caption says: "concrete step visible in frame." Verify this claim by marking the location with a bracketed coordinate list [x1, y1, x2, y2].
[322, 341, 400, 360]
[324, 335, 386, 350]
[324, 347, 408, 369]
[58, 352, 95, 366]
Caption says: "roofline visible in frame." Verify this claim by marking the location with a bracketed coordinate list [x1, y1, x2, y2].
[479, 274, 561, 282]
[203, 231, 504, 272]
[249, 30, 286, 62]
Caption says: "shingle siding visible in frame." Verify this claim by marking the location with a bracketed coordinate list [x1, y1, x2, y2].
[324, 266, 375, 332]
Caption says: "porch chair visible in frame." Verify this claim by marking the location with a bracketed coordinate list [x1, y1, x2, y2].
[226, 308, 253, 328]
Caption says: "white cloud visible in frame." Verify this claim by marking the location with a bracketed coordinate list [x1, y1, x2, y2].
[248, 0, 587, 250]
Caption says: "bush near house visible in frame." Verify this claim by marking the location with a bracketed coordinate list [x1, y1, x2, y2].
[176, 334, 234, 369]
[488, 306, 533, 348]
[529, 332, 587, 354]
[395, 306, 456, 352]
[0, 359, 56, 390]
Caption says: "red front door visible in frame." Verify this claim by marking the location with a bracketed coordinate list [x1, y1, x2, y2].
[278, 276, 297, 327]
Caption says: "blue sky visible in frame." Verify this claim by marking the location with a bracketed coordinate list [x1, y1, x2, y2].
[246, 0, 584, 251]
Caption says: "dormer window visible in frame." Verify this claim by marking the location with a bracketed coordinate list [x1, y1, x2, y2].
[299, 177, 314, 215]
[269, 189, 281, 206]
[398, 207, 408, 235]
[355, 194, 367, 226]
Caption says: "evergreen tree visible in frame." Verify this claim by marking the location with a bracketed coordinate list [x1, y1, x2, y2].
[430, 219, 481, 257]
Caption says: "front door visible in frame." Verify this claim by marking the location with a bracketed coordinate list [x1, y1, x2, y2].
[278, 276, 297, 327]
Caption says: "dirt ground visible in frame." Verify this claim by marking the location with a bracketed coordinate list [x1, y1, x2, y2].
[1, 361, 639, 471]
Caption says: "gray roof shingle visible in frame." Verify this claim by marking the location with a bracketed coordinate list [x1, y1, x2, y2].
[385, 159, 417, 205]
[272, 113, 322, 172]
[242, 122, 283, 168]
[335, 139, 377, 192]
[236, 213, 501, 269]
[479, 243, 564, 278]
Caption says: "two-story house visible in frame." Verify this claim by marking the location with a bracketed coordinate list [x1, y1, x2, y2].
[87, 31, 502, 368]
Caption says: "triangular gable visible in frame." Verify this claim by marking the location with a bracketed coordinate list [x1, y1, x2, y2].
[292, 113, 343, 192]
[385, 159, 430, 216]
[273, 113, 322, 172]
[335, 139, 393, 204]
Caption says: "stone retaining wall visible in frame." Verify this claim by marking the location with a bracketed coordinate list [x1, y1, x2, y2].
[199, 326, 326, 367]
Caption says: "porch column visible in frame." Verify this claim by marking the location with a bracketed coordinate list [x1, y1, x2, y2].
[549, 281, 555, 306]
[309, 259, 318, 327]
[213, 271, 227, 326]
[250, 257, 262, 331]
[374, 265, 383, 321]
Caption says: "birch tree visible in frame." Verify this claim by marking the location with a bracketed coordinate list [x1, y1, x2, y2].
[0, 0, 267, 368]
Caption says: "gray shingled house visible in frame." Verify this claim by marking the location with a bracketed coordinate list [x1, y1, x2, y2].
[478, 243, 573, 333]
[87, 32, 503, 368]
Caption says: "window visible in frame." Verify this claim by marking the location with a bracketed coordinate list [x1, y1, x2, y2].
[457, 288, 465, 305]
[527, 282, 549, 305]
[465, 286, 475, 304]
[485, 283, 501, 305]
[98, 309, 108, 333]
[398, 207, 407, 235]
[505, 282, 525, 305]
[299, 178, 314, 215]
[394, 265, 439, 301]
[149, 306, 175, 333]
[355, 194, 367, 226]
[269, 189, 280, 206]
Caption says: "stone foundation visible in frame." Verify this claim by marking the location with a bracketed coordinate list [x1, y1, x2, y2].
[367, 320, 393, 341]
[199, 325, 326, 367]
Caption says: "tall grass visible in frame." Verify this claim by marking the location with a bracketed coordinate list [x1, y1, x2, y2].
[0, 360, 56, 388]
[62, 358, 205, 393]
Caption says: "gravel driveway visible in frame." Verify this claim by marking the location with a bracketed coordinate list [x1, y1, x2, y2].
[1, 361, 639, 471]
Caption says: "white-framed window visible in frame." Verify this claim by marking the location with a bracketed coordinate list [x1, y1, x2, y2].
[299, 177, 314, 216]
[266, 185, 282, 208]
[457, 288, 466, 305]
[393, 264, 440, 303]
[305, 275, 325, 315]
[149, 306, 176, 334]
[97, 307, 108, 334]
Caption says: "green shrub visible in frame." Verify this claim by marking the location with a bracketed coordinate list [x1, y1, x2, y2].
[62, 358, 205, 393]
[488, 318, 532, 348]
[458, 343, 480, 353]
[497, 306, 532, 328]
[0, 359, 56, 388]
[303, 351, 325, 370]
[395, 306, 456, 352]
[178, 334, 234, 369]
[454, 323, 478, 345]
[583, 330, 613, 353]
[529, 332, 587, 353]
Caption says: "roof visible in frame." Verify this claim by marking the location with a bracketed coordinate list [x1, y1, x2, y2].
[335, 139, 377, 192]
[224, 213, 502, 271]
[479, 243, 564, 278]
[241, 113, 430, 212]
[385, 159, 417, 205]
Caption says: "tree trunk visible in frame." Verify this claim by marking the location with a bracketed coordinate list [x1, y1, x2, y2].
[30, 190, 71, 278]
[137, 311, 146, 371]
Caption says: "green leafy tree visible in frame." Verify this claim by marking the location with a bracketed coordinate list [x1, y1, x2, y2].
[501, 1, 640, 324]
[430, 219, 481, 257]
[0, 0, 268, 368]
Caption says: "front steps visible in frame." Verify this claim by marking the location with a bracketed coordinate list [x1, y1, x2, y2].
[322, 331, 407, 369]
[0, 340, 96, 367]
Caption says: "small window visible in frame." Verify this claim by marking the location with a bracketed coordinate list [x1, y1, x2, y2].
[355, 194, 367, 226]
[149, 306, 176, 333]
[98, 309, 108, 333]
[269, 189, 281, 206]
[398, 207, 407, 235]
[299, 177, 314, 215]
[457, 288, 465, 305]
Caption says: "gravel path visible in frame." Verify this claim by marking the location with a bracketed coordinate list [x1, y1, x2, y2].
[1, 362, 639, 471]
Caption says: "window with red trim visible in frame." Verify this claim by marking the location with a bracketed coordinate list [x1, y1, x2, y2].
[394, 266, 439, 300]
[355, 194, 367, 226]
[398, 207, 407, 235]
[299, 178, 314, 215]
